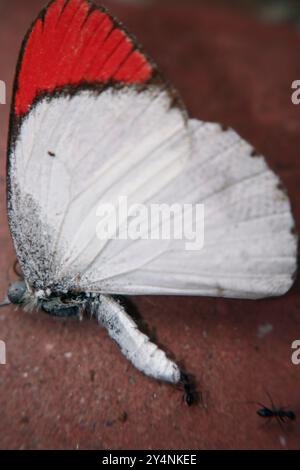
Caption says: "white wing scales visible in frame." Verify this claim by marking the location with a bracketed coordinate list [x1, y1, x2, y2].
[9, 88, 297, 298]
[96, 120, 296, 298]
[9, 87, 190, 289]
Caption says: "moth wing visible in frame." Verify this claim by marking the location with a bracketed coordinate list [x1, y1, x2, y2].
[91, 120, 296, 299]
[8, 0, 297, 299]
[8, 0, 190, 292]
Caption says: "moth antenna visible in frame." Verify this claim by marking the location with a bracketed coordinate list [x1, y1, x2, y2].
[0, 297, 11, 308]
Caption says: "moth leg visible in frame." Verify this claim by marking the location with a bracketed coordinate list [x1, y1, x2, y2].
[95, 294, 181, 385]
[41, 298, 81, 318]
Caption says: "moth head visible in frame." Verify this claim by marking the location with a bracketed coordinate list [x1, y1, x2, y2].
[7, 281, 27, 305]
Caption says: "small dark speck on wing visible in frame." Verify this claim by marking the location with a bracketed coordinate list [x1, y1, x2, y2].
[251, 148, 260, 157]
[48, 151, 56, 157]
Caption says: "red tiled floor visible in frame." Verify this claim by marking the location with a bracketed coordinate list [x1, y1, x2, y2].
[0, 0, 300, 450]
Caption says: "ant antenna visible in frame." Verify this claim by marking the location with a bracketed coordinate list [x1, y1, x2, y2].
[265, 390, 276, 410]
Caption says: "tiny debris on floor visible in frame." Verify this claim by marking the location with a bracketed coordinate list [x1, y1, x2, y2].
[257, 323, 274, 339]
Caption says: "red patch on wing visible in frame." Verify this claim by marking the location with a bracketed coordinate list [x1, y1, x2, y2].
[15, 0, 153, 117]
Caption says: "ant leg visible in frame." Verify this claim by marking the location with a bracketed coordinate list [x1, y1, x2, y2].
[265, 417, 272, 427]
[256, 402, 268, 409]
[265, 391, 276, 412]
[259, 417, 272, 429]
[275, 416, 284, 431]
[180, 372, 194, 406]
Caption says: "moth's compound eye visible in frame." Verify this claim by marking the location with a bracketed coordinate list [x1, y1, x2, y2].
[7, 281, 27, 305]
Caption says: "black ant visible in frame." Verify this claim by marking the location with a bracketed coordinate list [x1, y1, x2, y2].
[180, 372, 195, 406]
[256, 392, 296, 428]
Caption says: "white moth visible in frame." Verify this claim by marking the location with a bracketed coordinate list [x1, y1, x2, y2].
[2, 0, 297, 403]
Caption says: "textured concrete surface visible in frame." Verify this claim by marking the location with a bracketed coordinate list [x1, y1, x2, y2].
[0, 0, 300, 450]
